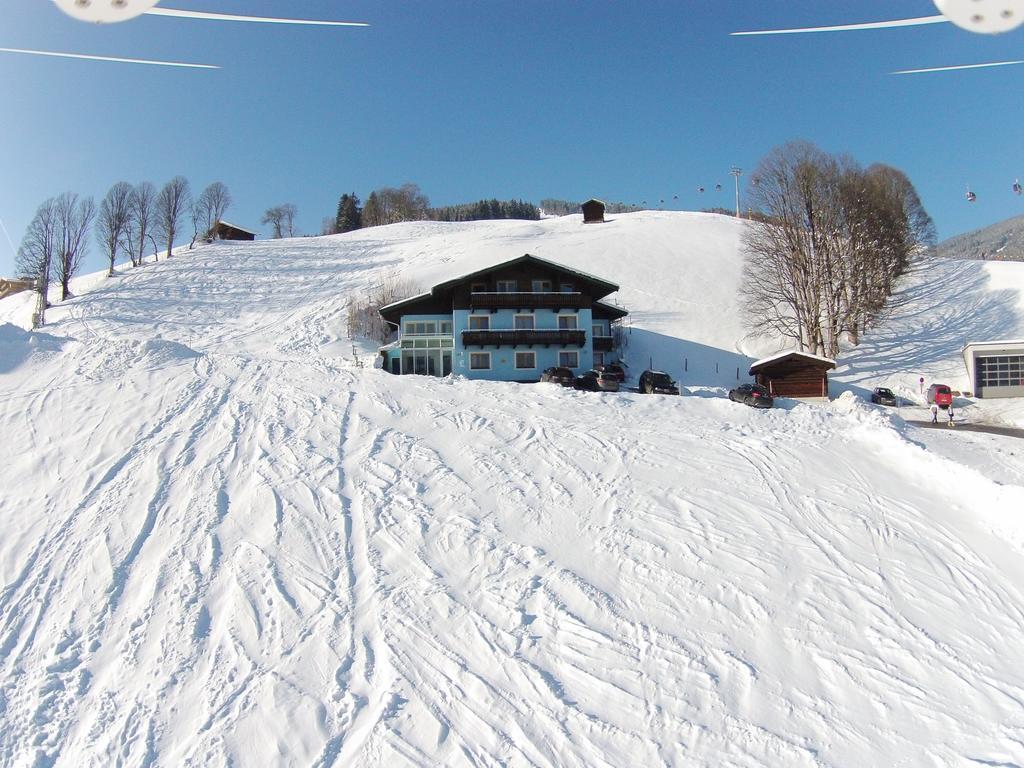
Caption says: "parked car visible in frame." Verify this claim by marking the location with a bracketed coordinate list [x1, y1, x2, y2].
[638, 370, 680, 395]
[594, 363, 627, 382]
[728, 383, 774, 408]
[573, 369, 620, 392]
[870, 387, 898, 406]
[927, 383, 953, 409]
[540, 366, 575, 386]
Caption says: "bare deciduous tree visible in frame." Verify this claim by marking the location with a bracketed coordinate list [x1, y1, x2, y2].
[361, 183, 429, 227]
[127, 181, 157, 267]
[202, 181, 232, 237]
[261, 203, 297, 238]
[347, 274, 423, 343]
[53, 192, 96, 302]
[741, 141, 934, 357]
[97, 181, 133, 276]
[191, 181, 233, 246]
[16, 198, 58, 327]
[155, 176, 191, 260]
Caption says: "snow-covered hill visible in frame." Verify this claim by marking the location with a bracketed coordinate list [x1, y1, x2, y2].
[2, 213, 1024, 767]
[937, 212, 1024, 262]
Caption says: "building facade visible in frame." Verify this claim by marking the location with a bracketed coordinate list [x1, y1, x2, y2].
[214, 220, 257, 241]
[749, 350, 836, 400]
[962, 340, 1024, 398]
[581, 199, 606, 224]
[378, 255, 627, 381]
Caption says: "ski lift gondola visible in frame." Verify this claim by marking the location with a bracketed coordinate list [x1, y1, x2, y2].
[697, 186, 704, 193]
[1014, 179, 1022, 196]
[715, 184, 722, 192]
[965, 186, 977, 202]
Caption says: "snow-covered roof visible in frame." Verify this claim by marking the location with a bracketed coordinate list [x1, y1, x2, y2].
[379, 254, 622, 319]
[379, 290, 432, 313]
[217, 220, 258, 236]
[431, 253, 618, 295]
[749, 349, 836, 372]
[962, 339, 1024, 351]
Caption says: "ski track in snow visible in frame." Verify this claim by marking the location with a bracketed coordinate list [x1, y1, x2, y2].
[1, 215, 1024, 766]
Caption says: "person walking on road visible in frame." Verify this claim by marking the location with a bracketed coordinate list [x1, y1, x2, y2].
[931, 403, 939, 424]
[948, 406, 955, 427]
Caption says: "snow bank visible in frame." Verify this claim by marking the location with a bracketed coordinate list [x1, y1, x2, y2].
[0, 322, 68, 374]
[2, 214, 1024, 766]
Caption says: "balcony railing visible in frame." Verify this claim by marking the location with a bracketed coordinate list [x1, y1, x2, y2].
[593, 336, 614, 352]
[461, 329, 586, 347]
[468, 292, 588, 310]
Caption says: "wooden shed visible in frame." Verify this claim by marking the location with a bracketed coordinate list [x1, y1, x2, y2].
[0, 279, 33, 300]
[749, 350, 836, 400]
[581, 198, 606, 224]
[215, 220, 257, 241]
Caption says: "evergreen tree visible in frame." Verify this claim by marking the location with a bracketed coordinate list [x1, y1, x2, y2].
[335, 192, 363, 233]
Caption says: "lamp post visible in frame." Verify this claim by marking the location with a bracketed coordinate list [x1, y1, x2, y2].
[730, 166, 742, 218]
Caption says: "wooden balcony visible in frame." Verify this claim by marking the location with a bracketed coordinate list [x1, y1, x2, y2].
[461, 329, 586, 347]
[468, 292, 589, 311]
[593, 336, 614, 352]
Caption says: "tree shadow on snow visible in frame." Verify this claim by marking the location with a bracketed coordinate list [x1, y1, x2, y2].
[622, 327, 756, 389]
[838, 259, 1024, 384]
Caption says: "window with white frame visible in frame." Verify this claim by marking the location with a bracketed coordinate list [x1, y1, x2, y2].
[592, 324, 604, 337]
[559, 350, 579, 368]
[496, 279, 517, 293]
[593, 351, 604, 366]
[514, 313, 535, 330]
[515, 351, 536, 370]
[440, 321, 453, 335]
[558, 314, 578, 330]
[470, 352, 491, 370]
[468, 315, 490, 330]
[404, 320, 438, 336]
[532, 279, 552, 293]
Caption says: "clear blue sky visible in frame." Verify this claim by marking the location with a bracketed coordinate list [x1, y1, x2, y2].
[3, 0, 1024, 277]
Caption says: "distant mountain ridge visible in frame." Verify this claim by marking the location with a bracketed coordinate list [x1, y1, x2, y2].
[937, 213, 1024, 261]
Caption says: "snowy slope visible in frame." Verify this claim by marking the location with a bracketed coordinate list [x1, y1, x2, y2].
[833, 256, 1024, 426]
[2, 214, 1024, 767]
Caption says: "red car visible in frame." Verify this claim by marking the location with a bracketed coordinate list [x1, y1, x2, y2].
[927, 383, 953, 409]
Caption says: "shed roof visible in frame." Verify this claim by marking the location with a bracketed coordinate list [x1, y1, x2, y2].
[749, 350, 836, 375]
[217, 220, 258, 236]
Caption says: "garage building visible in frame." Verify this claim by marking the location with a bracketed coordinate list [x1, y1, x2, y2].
[962, 340, 1024, 399]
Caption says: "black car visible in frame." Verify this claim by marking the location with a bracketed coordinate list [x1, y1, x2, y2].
[594, 363, 627, 382]
[638, 370, 680, 395]
[540, 366, 575, 386]
[870, 387, 898, 406]
[573, 369, 620, 392]
[728, 383, 773, 408]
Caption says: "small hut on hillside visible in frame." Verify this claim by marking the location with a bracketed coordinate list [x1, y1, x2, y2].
[749, 350, 836, 400]
[0, 279, 33, 300]
[581, 199, 606, 224]
[215, 220, 257, 241]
